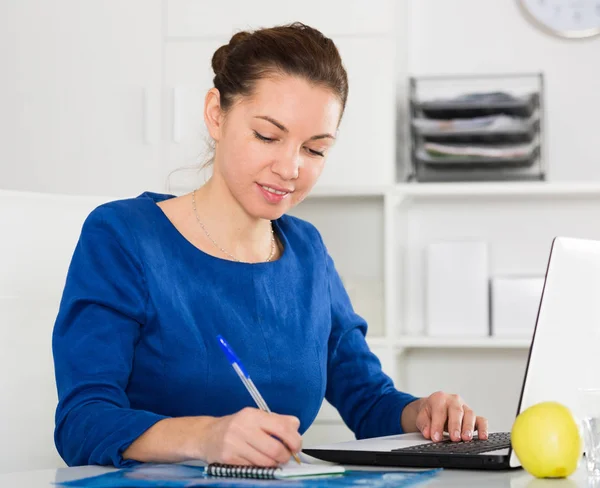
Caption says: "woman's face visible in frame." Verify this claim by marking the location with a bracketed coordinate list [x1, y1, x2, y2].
[207, 75, 343, 221]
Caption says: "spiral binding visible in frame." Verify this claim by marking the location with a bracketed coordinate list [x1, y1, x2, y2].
[206, 463, 279, 479]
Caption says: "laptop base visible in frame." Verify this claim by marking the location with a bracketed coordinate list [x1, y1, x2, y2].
[303, 447, 512, 470]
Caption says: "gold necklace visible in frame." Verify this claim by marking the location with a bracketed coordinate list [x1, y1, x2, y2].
[191, 190, 276, 263]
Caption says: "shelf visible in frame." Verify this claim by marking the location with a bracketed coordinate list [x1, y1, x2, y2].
[308, 185, 389, 198]
[365, 337, 392, 349]
[394, 336, 531, 349]
[396, 182, 600, 199]
[306, 182, 600, 200]
[367, 336, 531, 350]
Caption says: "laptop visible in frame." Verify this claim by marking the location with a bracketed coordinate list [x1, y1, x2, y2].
[304, 236, 600, 470]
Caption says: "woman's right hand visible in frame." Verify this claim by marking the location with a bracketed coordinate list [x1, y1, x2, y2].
[195, 407, 303, 466]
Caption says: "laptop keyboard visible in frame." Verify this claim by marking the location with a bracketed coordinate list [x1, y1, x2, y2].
[393, 432, 511, 455]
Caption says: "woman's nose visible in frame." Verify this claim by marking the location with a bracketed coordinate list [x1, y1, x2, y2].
[271, 149, 300, 180]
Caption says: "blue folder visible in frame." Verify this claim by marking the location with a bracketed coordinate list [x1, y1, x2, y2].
[56, 463, 442, 487]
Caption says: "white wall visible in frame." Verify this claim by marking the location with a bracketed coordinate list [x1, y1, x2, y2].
[408, 0, 600, 181]
[0, 1, 165, 197]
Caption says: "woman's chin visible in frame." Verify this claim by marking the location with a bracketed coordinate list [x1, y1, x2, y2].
[248, 200, 293, 221]
[260, 209, 288, 221]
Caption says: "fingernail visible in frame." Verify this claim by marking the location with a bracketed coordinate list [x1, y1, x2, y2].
[454, 430, 460, 439]
[481, 431, 488, 438]
[465, 430, 472, 439]
[433, 431, 441, 442]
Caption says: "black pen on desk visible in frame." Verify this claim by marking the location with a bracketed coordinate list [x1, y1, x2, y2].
[217, 334, 302, 465]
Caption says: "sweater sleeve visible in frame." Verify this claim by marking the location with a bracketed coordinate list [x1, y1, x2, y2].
[323, 250, 419, 440]
[52, 204, 168, 467]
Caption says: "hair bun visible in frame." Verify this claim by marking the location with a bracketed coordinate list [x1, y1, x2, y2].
[211, 45, 229, 76]
[212, 31, 251, 76]
[229, 30, 251, 49]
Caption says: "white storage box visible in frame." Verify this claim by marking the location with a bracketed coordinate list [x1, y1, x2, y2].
[426, 240, 489, 337]
[491, 276, 545, 337]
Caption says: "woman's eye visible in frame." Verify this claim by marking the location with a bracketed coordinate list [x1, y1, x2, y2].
[306, 148, 325, 157]
[253, 130, 324, 157]
[253, 131, 275, 143]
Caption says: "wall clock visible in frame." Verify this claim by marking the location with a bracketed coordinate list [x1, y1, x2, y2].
[518, 0, 600, 39]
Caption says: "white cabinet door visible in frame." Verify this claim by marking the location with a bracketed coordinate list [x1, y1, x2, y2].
[0, 0, 163, 197]
[163, 40, 221, 194]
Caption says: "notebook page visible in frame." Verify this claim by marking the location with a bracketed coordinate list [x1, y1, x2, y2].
[274, 461, 345, 479]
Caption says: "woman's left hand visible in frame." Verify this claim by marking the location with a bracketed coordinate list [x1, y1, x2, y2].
[401, 391, 488, 443]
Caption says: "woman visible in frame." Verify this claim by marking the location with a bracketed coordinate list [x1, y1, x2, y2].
[52, 22, 488, 468]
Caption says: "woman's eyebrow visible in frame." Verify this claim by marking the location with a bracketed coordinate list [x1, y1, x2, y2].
[254, 115, 336, 140]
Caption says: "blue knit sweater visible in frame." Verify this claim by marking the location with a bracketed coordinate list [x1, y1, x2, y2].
[52, 192, 418, 467]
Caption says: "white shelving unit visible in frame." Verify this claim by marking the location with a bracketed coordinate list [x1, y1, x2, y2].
[300, 180, 600, 447]
[307, 181, 600, 342]
[306, 181, 600, 343]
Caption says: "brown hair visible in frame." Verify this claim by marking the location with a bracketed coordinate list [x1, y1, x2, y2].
[211, 22, 349, 121]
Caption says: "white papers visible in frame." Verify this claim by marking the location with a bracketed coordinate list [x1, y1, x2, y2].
[422, 140, 539, 160]
[273, 461, 345, 479]
[413, 112, 538, 135]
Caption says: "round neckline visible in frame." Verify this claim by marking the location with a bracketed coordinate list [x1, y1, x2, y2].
[142, 191, 290, 268]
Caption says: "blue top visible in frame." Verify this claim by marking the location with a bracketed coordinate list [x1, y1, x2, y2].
[52, 192, 418, 467]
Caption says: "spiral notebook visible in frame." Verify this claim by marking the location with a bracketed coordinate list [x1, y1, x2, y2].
[205, 461, 345, 479]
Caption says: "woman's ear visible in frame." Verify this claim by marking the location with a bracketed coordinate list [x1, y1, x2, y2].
[204, 88, 223, 142]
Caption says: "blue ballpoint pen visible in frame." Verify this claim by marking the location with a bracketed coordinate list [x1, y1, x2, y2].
[217, 334, 302, 465]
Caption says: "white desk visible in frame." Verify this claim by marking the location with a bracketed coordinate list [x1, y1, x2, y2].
[0, 463, 595, 488]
